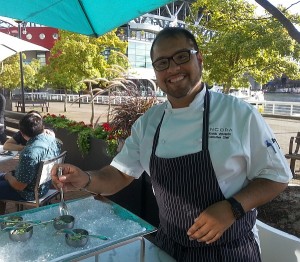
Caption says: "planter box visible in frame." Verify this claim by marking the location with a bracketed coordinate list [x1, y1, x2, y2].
[53, 127, 113, 170]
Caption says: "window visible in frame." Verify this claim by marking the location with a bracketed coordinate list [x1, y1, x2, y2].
[37, 52, 46, 66]
[39, 33, 45, 40]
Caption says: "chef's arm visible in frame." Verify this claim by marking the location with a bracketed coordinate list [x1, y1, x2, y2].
[83, 166, 135, 196]
[51, 164, 135, 195]
[187, 178, 288, 244]
[233, 178, 288, 212]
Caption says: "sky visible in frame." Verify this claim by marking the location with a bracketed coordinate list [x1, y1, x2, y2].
[247, 0, 300, 15]
[248, 0, 300, 30]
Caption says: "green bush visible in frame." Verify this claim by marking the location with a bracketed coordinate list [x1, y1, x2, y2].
[43, 114, 116, 157]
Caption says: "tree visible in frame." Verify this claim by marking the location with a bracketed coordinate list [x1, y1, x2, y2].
[0, 55, 45, 97]
[255, 0, 300, 43]
[24, 59, 46, 91]
[0, 55, 21, 95]
[189, 0, 300, 93]
[41, 29, 128, 112]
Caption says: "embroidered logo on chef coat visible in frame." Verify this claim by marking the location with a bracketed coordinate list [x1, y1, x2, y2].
[209, 127, 232, 140]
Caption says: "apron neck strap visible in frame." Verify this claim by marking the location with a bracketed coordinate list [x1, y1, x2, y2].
[202, 89, 210, 150]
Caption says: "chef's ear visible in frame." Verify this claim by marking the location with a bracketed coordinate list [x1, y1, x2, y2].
[196, 52, 203, 64]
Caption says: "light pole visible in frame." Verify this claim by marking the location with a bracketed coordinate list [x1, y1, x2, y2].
[16, 20, 26, 113]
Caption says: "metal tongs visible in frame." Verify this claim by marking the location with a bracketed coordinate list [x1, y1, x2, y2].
[57, 167, 69, 216]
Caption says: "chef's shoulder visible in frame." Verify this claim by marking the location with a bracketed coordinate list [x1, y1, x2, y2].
[210, 91, 255, 117]
[132, 101, 166, 134]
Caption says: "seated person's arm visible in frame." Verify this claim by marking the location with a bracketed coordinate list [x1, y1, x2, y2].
[3, 137, 25, 151]
[4, 173, 27, 191]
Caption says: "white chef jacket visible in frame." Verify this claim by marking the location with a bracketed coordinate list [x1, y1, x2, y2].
[111, 87, 292, 198]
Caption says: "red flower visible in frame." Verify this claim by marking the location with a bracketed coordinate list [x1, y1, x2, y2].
[102, 122, 111, 132]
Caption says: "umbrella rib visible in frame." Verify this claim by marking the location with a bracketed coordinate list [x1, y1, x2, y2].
[78, 0, 98, 37]
[1, 44, 17, 52]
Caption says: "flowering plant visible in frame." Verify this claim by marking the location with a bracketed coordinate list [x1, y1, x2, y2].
[43, 114, 118, 157]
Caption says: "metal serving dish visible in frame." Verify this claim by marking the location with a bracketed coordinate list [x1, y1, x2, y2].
[65, 229, 89, 247]
[53, 215, 75, 230]
[0, 216, 23, 230]
[9, 224, 33, 242]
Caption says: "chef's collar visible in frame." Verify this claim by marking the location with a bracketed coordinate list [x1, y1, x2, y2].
[166, 84, 206, 109]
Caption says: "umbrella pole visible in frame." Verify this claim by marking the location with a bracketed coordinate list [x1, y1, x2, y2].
[19, 52, 25, 113]
[17, 20, 25, 113]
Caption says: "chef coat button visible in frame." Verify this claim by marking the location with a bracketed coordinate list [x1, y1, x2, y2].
[161, 139, 166, 144]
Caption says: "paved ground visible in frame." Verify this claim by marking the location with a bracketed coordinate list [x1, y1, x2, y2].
[43, 101, 110, 124]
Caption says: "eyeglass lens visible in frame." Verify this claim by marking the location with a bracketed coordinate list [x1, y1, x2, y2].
[153, 50, 196, 71]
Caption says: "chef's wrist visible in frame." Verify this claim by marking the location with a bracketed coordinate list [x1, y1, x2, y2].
[81, 171, 92, 190]
[226, 197, 246, 220]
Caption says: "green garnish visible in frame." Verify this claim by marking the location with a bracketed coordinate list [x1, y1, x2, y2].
[11, 223, 32, 235]
[68, 233, 87, 241]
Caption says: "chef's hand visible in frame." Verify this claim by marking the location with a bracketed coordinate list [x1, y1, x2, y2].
[187, 200, 235, 244]
[51, 164, 89, 191]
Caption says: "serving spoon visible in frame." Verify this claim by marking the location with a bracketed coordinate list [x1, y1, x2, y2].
[57, 167, 69, 216]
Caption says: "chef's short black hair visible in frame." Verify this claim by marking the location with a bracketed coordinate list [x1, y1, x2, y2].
[150, 27, 199, 60]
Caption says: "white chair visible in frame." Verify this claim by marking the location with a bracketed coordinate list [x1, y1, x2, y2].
[257, 220, 300, 262]
[3, 151, 67, 211]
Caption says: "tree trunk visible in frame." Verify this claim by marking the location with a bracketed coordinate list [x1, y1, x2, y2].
[64, 88, 67, 112]
[107, 88, 111, 123]
[89, 82, 95, 126]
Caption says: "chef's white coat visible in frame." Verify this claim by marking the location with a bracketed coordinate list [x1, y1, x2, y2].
[111, 87, 292, 198]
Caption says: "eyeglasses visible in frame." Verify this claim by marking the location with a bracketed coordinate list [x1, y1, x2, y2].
[152, 49, 198, 71]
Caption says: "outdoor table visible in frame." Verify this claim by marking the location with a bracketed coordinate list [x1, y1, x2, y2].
[0, 145, 17, 163]
[0, 196, 160, 262]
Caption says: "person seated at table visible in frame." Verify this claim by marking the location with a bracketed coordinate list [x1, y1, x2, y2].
[3, 110, 55, 151]
[0, 94, 6, 145]
[0, 113, 61, 214]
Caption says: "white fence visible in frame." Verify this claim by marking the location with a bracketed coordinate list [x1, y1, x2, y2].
[250, 101, 300, 117]
[16, 92, 300, 117]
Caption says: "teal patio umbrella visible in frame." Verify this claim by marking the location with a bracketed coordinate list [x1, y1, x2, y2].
[0, 0, 174, 37]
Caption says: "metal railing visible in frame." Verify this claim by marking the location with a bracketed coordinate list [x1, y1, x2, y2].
[15, 92, 300, 117]
[250, 101, 300, 117]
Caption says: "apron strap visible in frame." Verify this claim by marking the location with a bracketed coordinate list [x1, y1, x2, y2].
[151, 111, 165, 156]
[202, 89, 210, 150]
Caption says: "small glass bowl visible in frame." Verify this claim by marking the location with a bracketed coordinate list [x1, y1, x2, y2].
[53, 215, 75, 230]
[0, 216, 23, 230]
[65, 229, 89, 247]
[9, 223, 33, 242]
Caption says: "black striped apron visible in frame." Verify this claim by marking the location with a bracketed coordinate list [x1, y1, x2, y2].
[149, 90, 261, 262]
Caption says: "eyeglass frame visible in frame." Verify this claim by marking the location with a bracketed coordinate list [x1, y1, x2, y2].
[152, 49, 198, 72]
